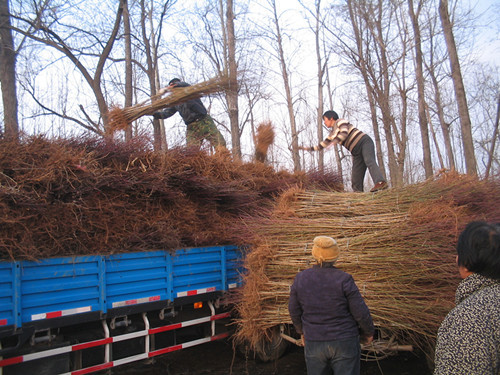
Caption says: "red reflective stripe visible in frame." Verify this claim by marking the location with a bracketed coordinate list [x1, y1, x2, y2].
[0, 356, 24, 367]
[211, 312, 230, 321]
[71, 362, 113, 375]
[126, 300, 137, 305]
[187, 290, 197, 296]
[0, 319, 7, 325]
[149, 322, 182, 334]
[72, 337, 113, 351]
[46, 311, 62, 319]
[150, 296, 160, 301]
[149, 344, 183, 357]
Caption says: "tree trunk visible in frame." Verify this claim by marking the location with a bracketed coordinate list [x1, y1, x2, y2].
[0, 0, 19, 140]
[426, 60, 456, 170]
[140, 0, 166, 151]
[439, 0, 477, 175]
[123, 0, 133, 141]
[315, 0, 324, 172]
[325, 66, 344, 185]
[409, 0, 433, 178]
[271, 0, 300, 171]
[226, 0, 240, 158]
[485, 95, 500, 179]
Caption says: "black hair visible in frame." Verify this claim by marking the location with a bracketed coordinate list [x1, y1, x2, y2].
[169, 78, 181, 86]
[456, 221, 500, 279]
[323, 110, 339, 120]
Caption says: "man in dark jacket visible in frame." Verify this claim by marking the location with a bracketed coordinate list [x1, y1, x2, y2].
[153, 78, 226, 150]
[288, 236, 374, 375]
[434, 221, 500, 375]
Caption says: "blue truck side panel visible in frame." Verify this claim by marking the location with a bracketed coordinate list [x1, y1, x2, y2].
[19, 256, 102, 325]
[0, 246, 243, 335]
[105, 250, 169, 308]
[0, 262, 17, 328]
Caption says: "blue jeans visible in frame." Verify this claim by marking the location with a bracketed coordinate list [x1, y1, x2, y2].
[304, 336, 361, 375]
[350, 135, 385, 192]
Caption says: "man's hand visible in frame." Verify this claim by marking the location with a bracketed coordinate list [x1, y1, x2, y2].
[297, 335, 305, 347]
[361, 335, 373, 345]
[157, 87, 169, 95]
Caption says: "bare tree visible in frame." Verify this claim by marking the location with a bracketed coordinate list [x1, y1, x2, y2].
[485, 95, 500, 179]
[9, 0, 125, 135]
[409, 0, 433, 178]
[223, 0, 241, 158]
[324, 65, 345, 185]
[269, 0, 301, 171]
[342, 0, 402, 186]
[423, 19, 456, 171]
[439, 0, 477, 175]
[123, 0, 133, 141]
[0, 0, 18, 140]
[137, 0, 173, 150]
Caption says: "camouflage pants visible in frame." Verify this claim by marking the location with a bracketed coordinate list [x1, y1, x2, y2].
[186, 115, 226, 149]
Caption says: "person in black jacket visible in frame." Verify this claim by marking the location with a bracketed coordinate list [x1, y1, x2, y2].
[288, 236, 374, 375]
[153, 78, 226, 150]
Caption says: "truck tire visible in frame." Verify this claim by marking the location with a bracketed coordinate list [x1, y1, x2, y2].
[253, 326, 289, 362]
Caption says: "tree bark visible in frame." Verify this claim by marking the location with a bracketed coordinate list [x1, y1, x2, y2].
[271, 0, 300, 171]
[485, 95, 500, 179]
[0, 0, 19, 140]
[225, 0, 241, 158]
[426, 60, 456, 170]
[439, 0, 477, 175]
[123, 0, 133, 141]
[314, 0, 324, 172]
[409, 0, 433, 178]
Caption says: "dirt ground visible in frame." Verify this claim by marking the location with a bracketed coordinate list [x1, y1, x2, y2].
[112, 339, 433, 375]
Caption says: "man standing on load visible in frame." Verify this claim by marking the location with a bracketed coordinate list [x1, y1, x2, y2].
[153, 78, 227, 151]
[299, 110, 388, 193]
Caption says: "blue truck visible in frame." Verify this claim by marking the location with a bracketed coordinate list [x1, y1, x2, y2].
[0, 245, 244, 374]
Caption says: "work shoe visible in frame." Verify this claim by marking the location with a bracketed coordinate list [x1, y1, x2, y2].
[370, 181, 388, 192]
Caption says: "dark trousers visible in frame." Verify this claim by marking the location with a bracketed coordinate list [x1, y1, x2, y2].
[350, 135, 385, 192]
[304, 336, 361, 375]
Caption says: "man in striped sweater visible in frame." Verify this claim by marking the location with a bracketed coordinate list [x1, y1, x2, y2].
[300, 110, 387, 192]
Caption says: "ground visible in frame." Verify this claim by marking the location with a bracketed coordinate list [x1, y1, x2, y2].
[110, 339, 433, 374]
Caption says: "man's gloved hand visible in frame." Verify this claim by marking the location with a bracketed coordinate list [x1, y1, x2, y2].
[157, 87, 169, 95]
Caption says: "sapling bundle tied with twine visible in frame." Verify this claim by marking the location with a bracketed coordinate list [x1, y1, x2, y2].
[233, 173, 500, 358]
[108, 75, 231, 132]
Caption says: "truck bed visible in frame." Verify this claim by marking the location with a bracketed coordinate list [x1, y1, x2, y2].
[0, 245, 243, 339]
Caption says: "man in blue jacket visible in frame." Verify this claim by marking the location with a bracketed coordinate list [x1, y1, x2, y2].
[288, 236, 374, 375]
[153, 78, 226, 150]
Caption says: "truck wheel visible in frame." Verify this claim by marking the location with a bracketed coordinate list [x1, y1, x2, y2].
[253, 326, 289, 362]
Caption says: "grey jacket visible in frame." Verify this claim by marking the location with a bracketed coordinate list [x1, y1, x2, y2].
[434, 273, 500, 374]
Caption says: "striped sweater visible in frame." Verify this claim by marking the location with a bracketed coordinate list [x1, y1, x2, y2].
[309, 119, 365, 152]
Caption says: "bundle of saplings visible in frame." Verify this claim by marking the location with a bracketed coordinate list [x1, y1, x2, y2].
[233, 173, 500, 358]
[0, 136, 342, 261]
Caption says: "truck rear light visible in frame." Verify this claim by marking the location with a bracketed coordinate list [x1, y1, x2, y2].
[194, 302, 203, 309]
